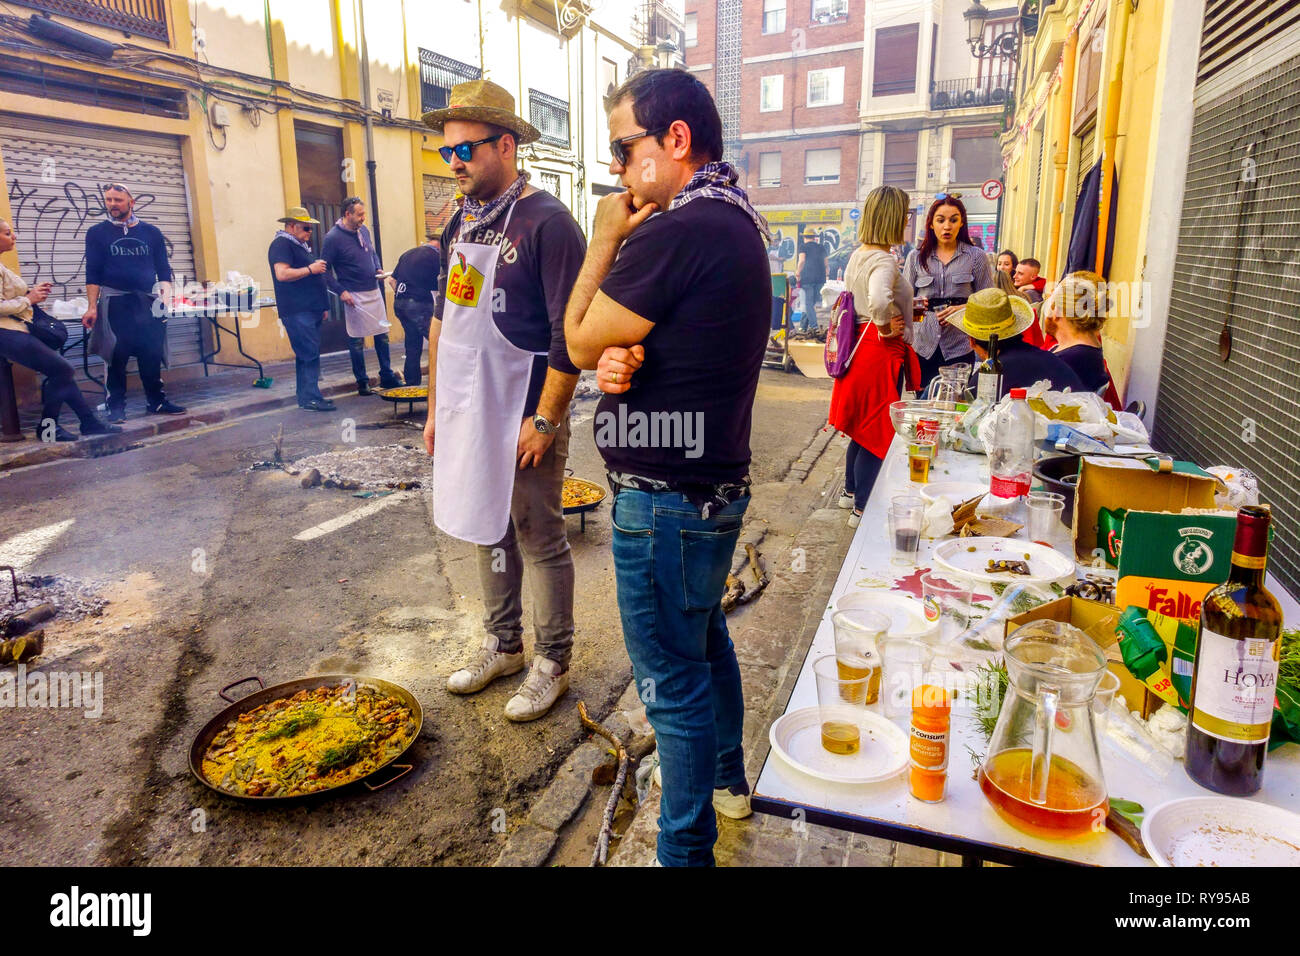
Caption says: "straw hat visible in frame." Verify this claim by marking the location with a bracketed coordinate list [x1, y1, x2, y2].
[277, 206, 320, 225]
[951, 287, 1036, 341]
[422, 80, 541, 145]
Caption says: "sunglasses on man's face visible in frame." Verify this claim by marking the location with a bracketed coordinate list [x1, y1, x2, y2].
[439, 134, 504, 164]
[610, 127, 668, 166]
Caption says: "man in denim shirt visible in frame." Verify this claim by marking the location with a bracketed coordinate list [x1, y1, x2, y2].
[566, 69, 770, 866]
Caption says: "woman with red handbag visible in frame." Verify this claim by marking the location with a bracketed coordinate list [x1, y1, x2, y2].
[829, 186, 920, 526]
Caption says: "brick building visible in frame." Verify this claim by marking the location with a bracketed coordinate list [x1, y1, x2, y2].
[685, 0, 865, 273]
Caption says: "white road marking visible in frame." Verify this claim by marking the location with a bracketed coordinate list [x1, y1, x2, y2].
[293, 492, 414, 542]
[0, 518, 76, 571]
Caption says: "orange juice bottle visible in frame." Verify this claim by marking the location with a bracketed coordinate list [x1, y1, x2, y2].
[909, 684, 951, 803]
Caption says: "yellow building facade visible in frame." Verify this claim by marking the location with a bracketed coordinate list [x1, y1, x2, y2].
[0, 0, 647, 394]
[997, 0, 1173, 397]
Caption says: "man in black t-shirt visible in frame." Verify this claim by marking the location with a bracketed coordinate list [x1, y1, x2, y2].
[422, 79, 585, 725]
[268, 207, 334, 411]
[387, 238, 441, 387]
[796, 229, 828, 331]
[565, 68, 770, 867]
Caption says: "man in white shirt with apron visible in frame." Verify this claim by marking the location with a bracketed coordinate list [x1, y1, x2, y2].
[422, 81, 586, 721]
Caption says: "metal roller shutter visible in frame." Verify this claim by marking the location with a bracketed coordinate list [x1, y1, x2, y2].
[1154, 38, 1300, 597]
[0, 114, 202, 369]
[1073, 122, 1096, 203]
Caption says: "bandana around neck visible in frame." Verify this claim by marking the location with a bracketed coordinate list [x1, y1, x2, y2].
[458, 172, 529, 244]
[276, 229, 313, 253]
[669, 162, 771, 243]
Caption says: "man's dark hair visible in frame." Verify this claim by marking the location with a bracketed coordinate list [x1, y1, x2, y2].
[606, 68, 723, 163]
[342, 196, 365, 215]
[1021, 257, 1041, 271]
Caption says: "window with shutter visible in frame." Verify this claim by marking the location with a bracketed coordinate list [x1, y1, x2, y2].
[759, 152, 781, 187]
[1072, 122, 1097, 202]
[807, 67, 845, 107]
[951, 126, 1001, 185]
[873, 23, 919, 97]
[805, 148, 840, 185]
[882, 131, 918, 189]
[762, 0, 785, 35]
[761, 74, 783, 112]
[1197, 0, 1300, 84]
[1073, 6, 1106, 129]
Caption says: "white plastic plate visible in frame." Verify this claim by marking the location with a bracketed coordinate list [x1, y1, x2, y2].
[832, 591, 939, 642]
[1141, 796, 1300, 867]
[769, 706, 909, 785]
[933, 536, 1075, 586]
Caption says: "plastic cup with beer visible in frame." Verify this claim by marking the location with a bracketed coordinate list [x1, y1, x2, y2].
[908, 438, 937, 483]
[831, 608, 887, 705]
[813, 654, 871, 755]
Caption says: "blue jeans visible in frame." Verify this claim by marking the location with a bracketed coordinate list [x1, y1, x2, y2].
[610, 488, 749, 867]
[279, 311, 326, 405]
[348, 332, 394, 385]
[393, 298, 432, 387]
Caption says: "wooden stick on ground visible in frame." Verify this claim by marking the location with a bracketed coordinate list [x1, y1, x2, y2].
[578, 701, 629, 866]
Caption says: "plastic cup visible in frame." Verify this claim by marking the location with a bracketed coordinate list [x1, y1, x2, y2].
[832, 608, 887, 704]
[888, 496, 925, 565]
[878, 636, 937, 720]
[1093, 669, 1121, 733]
[920, 571, 973, 643]
[1026, 496, 1066, 549]
[908, 439, 937, 481]
[813, 655, 871, 754]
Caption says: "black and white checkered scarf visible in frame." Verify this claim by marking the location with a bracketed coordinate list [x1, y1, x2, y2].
[669, 162, 770, 243]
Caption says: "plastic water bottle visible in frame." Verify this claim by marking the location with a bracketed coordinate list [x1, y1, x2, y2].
[987, 387, 1035, 522]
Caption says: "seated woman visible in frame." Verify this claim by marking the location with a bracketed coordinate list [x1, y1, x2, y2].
[954, 288, 1084, 398]
[0, 219, 120, 440]
[1044, 271, 1120, 406]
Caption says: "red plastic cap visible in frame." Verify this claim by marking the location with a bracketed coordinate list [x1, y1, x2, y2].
[1010, 388, 1027, 400]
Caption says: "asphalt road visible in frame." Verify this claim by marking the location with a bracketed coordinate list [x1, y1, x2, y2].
[0, 367, 833, 865]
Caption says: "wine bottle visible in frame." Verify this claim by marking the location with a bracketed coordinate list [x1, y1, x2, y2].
[975, 333, 1002, 404]
[1185, 505, 1283, 795]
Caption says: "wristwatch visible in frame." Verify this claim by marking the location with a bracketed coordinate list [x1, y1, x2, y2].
[533, 414, 557, 435]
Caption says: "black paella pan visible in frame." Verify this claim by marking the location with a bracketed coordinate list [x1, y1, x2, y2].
[188, 674, 423, 801]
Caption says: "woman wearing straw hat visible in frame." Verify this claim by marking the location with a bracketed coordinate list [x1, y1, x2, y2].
[950, 288, 1084, 399]
[268, 207, 334, 411]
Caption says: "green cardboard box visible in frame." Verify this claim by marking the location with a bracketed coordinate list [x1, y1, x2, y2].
[1115, 510, 1237, 622]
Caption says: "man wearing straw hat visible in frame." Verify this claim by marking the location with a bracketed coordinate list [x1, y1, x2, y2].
[268, 207, 334, 411]
[422, 80, 586, 722]
[951, 287, 1083, 398]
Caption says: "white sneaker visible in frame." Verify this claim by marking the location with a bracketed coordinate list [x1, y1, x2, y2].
[651, 759, 753, 820]
[446, 636, 524, 694]
[847, 509, 862, 528]
[504, 657, 569, 722]
[837, 490, 855, 509]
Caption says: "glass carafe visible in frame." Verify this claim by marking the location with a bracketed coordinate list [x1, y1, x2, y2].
[978, 621, 1108, 839]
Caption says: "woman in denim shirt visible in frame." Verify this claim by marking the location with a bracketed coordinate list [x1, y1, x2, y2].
[902, 195, 995, 389]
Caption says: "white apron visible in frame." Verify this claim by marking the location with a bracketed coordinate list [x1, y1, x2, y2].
[343, 286, 391, 338]
[432, 202, 545, 545]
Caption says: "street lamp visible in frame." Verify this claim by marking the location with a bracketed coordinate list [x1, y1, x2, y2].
[964, 1, 1020, 60]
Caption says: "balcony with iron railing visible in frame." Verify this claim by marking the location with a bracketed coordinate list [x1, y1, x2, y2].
[19, 0, 169, 42]
[930, 75, 1014, 112]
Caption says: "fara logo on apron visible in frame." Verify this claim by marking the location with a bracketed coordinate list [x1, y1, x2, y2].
[446, 251, 486, 308]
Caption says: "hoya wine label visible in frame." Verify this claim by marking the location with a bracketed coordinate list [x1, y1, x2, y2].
[1189, 628, 1280, 743]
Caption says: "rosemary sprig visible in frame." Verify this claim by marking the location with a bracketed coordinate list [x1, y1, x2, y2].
[258, 707, 322, 741]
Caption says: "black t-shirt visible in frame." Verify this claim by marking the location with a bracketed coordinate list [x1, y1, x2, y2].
[392, 244, 441, 307]
[437, 191, 584, 417]
[967, 337, 1086, 398]
[268, 235, 328, 315]
[799, 238, 827, 283]
[595, 198, 770, 484]
[1053, 344, 1109, 393]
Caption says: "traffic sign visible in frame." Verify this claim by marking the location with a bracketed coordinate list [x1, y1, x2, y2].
[981, 179, 1004, 201]
[848, 208, 861, 221]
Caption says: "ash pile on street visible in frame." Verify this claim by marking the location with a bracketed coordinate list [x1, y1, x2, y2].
[288, 443, 431, 490]
[3, 573, 108, 624]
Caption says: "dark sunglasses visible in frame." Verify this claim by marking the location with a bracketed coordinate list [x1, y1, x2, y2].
[610, 127, 668, 165]
[439, 134, 504, 164]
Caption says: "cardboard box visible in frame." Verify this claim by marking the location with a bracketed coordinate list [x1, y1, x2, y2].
[1004, 596, 1155, 717]
[1071, 457, 1220, 562]
[1115, 510, 1236, 623]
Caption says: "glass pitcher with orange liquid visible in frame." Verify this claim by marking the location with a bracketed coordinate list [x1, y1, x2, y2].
[978, 621, 1109, 839]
